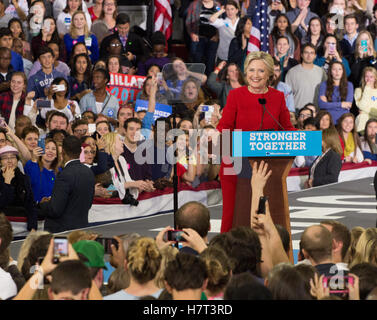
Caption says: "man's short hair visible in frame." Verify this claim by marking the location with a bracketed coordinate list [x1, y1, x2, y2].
[301, 43, 316, 55]
[300, 225, 333, 264]
[63, 135, 82, 158]
[71, 118, 88, 132]
[0, 47, 10, 56]
[174, 201, 210, 238]
[350, 263, 377, 300]
[0, 213, 12, 254]
[38, 46, 54, 59]
[164, 252, 207, 291]
[50, 260, 92, 296]
[116, 13, 130, 25]
[123, 117, 142, 131]
[344, 13, 359, 25]
[0, 27, 11, 38]
[303, 117, 318, 129]
[320, 220, 351, 260]
[21, 126, 40, 139]
[48, 111, 69, 127]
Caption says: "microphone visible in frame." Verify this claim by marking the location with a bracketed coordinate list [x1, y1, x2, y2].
[258, 98, 285, 131]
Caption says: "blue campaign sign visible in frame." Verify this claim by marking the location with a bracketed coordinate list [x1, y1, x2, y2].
[232, 131, 323, 157]
[135, 99, 172, 121]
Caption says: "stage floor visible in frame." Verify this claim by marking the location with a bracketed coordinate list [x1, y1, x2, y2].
[9, 177, 377, 262]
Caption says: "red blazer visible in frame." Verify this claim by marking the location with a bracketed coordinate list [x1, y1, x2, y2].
[217, 86, 295, 133]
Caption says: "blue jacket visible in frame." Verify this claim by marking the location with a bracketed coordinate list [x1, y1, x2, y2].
[27, 69, 67, 99]
[63, 33, 99, 64]
[11, 50, 24, 72]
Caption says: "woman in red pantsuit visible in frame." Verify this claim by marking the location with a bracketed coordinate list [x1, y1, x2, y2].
[216, 51, 295, 232]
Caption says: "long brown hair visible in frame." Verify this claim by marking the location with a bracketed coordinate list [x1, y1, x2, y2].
[38, 138, 60, 174]
[322, 127, 343, 155]
[326, 61, 349, 102]
[219, 62, 245, 85]
[336, 112, 362, 151]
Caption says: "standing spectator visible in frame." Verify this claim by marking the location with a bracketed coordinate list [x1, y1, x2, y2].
[274, 36, 299, 81]
[207, 61, 245, 109]
[12, 38, 32, 77]
[56, 0, 92, 37]
[186, 0, 221, 76]
[302, 17, 325, 52]
[360, 119, 377, 161]
[8, 18, 31, 60]
[272, 59, 295, 113]
[0, 0, 12, 29]
[63, 11, 99, 64]
[68, 53, 92, 101]
[340, 14, 359, 59]
[337, 112, 365, 163]
[79, 68, 119, 125]
[0, 28, 23, 72]
[314, 34, 351, 77]
[318, 61, 354, 125]
[31, 17, 66, 62]
[88, 0, 103, 22]
[26, 47, 67, 99]
[269, 13, 301, 61]
[38, 135, 95, 233]
[227, 16, 252, 72]
[0, 146, 37, 231]
[354, 67, 377, 133]
[90, 0, 117, 40]
[286, 0, 319, 41]
[286, 43, 327, 112]
[24, 138, 59, 203]
[305, 127, 343, 188]
[208, 0, 240, 63]
[5, 0, 28, 20]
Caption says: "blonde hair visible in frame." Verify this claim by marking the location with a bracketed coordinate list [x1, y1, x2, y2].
[126, 237, 162, 284]
[243, 51, 274, 85]
[345, 226, 365, 264]
[154, 245, 178, 289]
[17, 230, 50, 271]
[349, 228, 377, 268]
[102, 132, 118, 159]
[361, 66, 377, 91]
[355, 30, 376, 59]
[70, 11, 90, 38]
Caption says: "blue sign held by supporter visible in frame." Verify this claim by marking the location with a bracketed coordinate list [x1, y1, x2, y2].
[232, 131, 323, 157]
[135, 99, 172, 121]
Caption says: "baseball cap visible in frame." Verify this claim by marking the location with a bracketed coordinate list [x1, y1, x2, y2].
[73, 240, 107, 270]
[0, 146, 19, 158]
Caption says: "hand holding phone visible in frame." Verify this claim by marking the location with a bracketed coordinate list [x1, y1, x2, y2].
[361, 40, 368, 53]
[164, 230, 187, 242]
[95, 237, 119, 254]
[53, 237, 68, 264]
[257, 196, 268, 214]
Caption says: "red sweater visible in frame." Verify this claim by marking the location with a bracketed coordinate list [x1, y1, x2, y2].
[217, 86, 295, 133]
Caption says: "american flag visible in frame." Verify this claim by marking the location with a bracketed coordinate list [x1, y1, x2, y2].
[247, 0, 270, 53]
[154, 0, 173, 40]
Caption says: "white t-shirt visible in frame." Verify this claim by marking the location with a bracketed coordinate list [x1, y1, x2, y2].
[39, 99, 80, 123]
[0, 267, 17, 300]
[8, 98, 20, 131]
[95, 101, 103, 114]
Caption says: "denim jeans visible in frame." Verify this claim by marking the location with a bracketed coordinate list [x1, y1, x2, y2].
[190, 37, 219, 76]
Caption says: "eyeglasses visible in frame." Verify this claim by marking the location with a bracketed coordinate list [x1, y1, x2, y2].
[84, 150, 95, 155]
[74, 129, 87, 134]
[1, 156, 17, 161]
[110, 43, 121, 47]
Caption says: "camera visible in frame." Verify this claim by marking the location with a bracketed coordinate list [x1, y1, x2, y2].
[121, 191, 139, 206]
[165, 230, 187, 242]
[257, 196, 268, 214]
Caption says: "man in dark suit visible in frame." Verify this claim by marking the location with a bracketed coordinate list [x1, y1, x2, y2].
[99, 13, 147, 67]
[39, 135, 95, 233]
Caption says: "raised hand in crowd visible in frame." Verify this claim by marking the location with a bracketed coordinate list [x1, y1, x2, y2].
[31, 146, 44, 162]
[155, 226, 177, 250]
[214, 61, 227, 75]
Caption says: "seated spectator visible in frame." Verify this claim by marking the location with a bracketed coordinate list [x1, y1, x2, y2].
[266, 263, 313, 300]
[360, 119, 377, 160]
[207, 61, 245, 109]
[269, 13, 301, 61]
[79, 68, 119, 126]
[164, 252, 208, 300]
[39, 77, 80, 123]
[200, 246, 231, 300]
[297, 106, 314, 129]
[271, 58, 295, 113]
[314, 34, 351, 77]
[11, 38, 32, 77]
[224, 272, 272, 300]
[337, 112, 365, 163]
[318, 60, 354, 124]
[28, 41, 70, 78]
[348, 30, 377, 89]
[274, 36, 299, 81]
[104, 237, 163, 300]
[305, 127, 343, 188]
[303, 116, 318, 130]
[8, 18, 31, 61]
[137, 31, 170, 77]
[0, 27, 23, 72]
[208, 1, 239, 64]
[315, 109, 335, 130]
[0, 145, 37, 231]
[31, 16, 66, 63]
[64, 11, 99, 64]
[302, 17, 325, 52]
[294, 117, 319, 168]
[24, 138, 60, 203]
[0, 213, 17, 300]
[228, 16, 252, 73]
[68, 53, 92, 102]
[354, 67, 377, 133]
[26, 46, 67, 99]
[321, 220, 351, 271]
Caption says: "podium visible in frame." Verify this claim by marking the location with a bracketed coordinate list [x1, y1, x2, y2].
[230, 130, 323, 263]
[232, 157, 295, 262]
